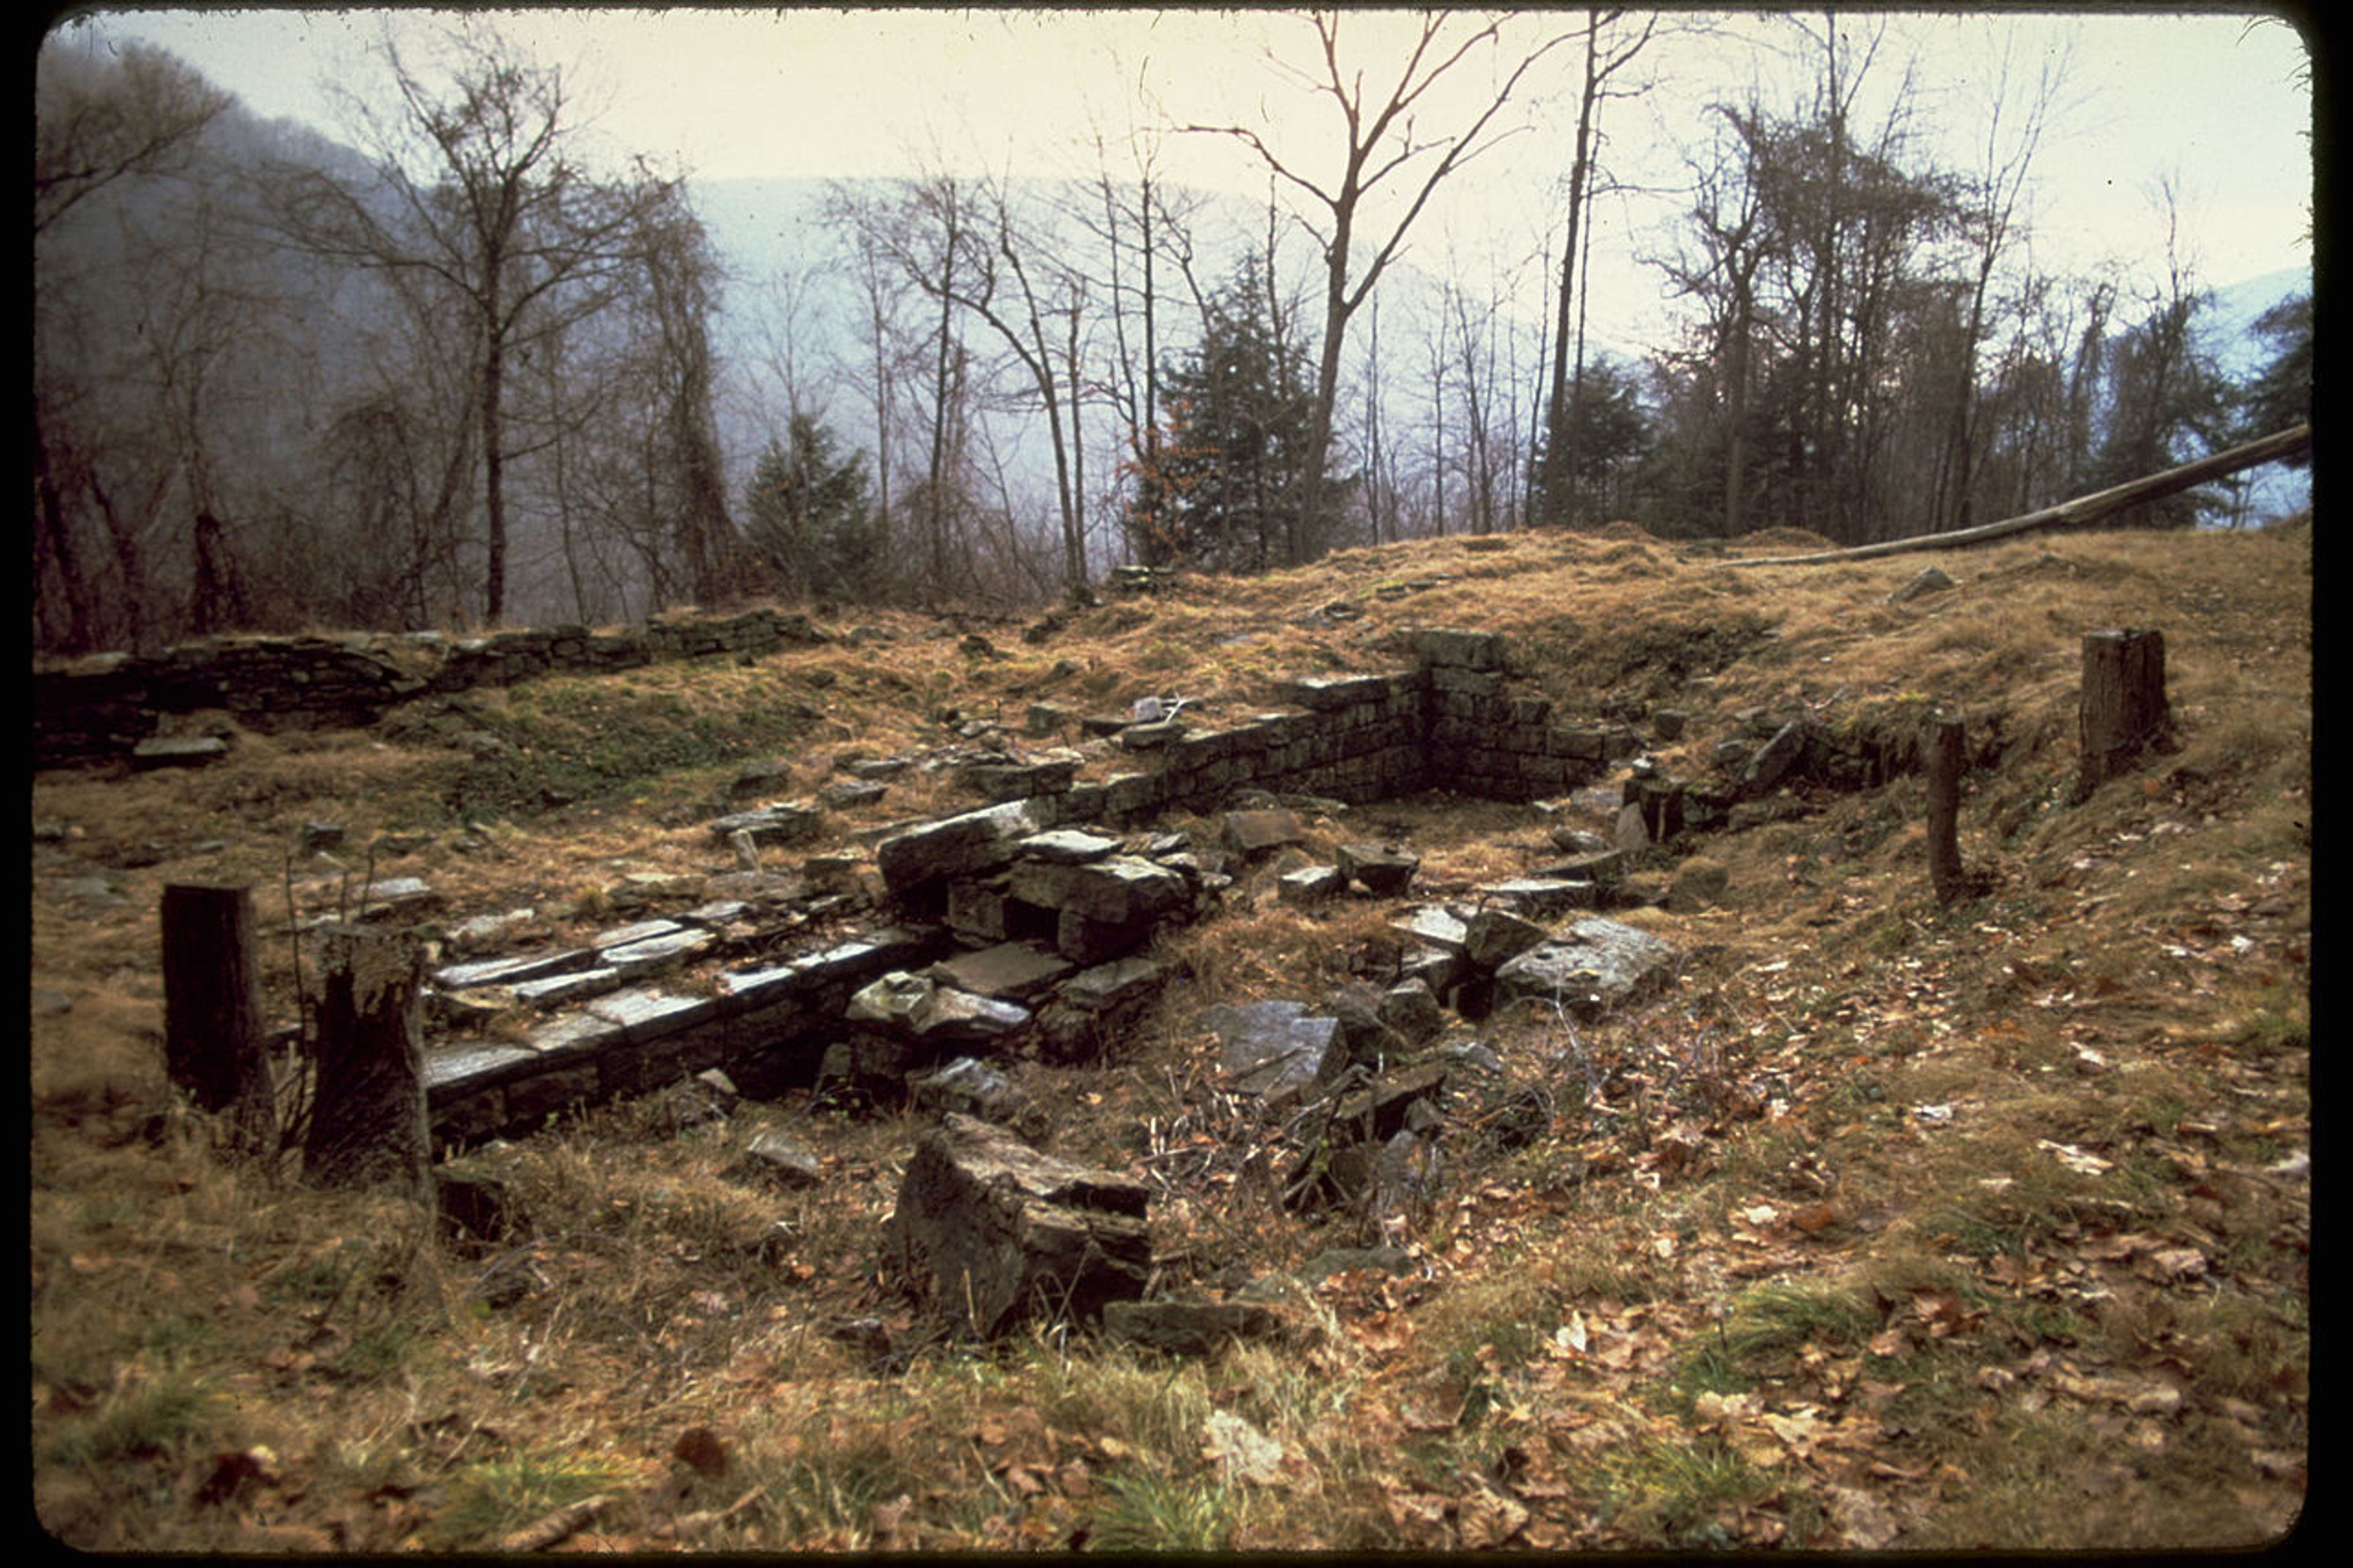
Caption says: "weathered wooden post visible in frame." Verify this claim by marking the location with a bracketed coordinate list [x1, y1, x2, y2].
[305, 923, 431, 1198]
[1925, 711, 1967, 905]
[161, 883, 278, 1151]
[2074, 628, 2172, 802]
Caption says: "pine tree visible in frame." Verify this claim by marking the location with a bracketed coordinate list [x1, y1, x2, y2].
[1121, 261, 1337, 574]
[745, 414, 882, 603]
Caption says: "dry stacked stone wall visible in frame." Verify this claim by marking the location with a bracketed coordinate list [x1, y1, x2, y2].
[410, 627, 1658, 1145]
[33, 607, 829, 768]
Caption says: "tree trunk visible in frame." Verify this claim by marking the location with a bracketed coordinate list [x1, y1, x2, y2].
[1925, 713, 1966, 904]
[2074, 628, 2172, 803]
[161, 883, 278, 1150]
[305, 923, 431, 1197]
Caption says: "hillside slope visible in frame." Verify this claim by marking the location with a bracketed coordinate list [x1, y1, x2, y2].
[31, 521, 2309, 1551]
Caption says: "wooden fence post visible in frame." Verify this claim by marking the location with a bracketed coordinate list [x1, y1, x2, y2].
[305, 923, 431, 1198]
[2074, 628, 2172, 802]
[161, 883, 278, 1151]
[1926, 712, 1967, 905]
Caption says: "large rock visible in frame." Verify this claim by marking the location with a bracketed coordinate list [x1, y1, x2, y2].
[1007, 855, 1186, 926]
[876, 798, 1051, 896]
[1463, 907, 1549, 971]
[847, 971, 1031, 1045]
[1740, 721, 1808, 797]
[1219, 808, 1306, 862]
[1335, 842, 1420, 896]
[1492, 917, 1683, 1018]
[888, 1113, 1151, 1338]
[909, 1056, 1048, 1140]
[1200, 1000, 1345, 1101]
[927, 941, 1075, 1002]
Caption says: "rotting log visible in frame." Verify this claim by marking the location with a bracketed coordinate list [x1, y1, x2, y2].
[1925, 713, 1966, 905]
[305, 923, 431, 1198]
[161, 882, 278, 1151]
[2074, 628, 2173, 803]
[1722, 423, 2312, 567]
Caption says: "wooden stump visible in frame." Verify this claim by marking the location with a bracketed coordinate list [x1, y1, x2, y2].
[305, 924, 431, 1198]
[2075, 628, 2172, 802]
[1925, 713, 1966, 905]
[161, 883, 278, 1151]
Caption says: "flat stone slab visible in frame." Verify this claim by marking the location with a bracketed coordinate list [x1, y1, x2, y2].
[1474, 878, 1596, 917]
[818, 778, 890, 809]
[877, 798, 1051, 895]
[1201, 1000, 1344, 1100]
[732, 1128, 824, 1188]
[1016, 828, 1121, 865]
[1392, 906, 1468, 953]
[1220, 808, 1306, 861]
[588, 987, 724, 1042]
[707, 803, 825, 846]
[1463, 907, 1549, 970]
[422, 1043, 538, 1096]
[928, 941, 1076, 1002]
[1336, 843, 1420, 896]
[590, 918, 685, 950]
[131, 735, 230, 769]
[509, 967, 624, 1008]
[1007, 855, 1187, 926]
[1279, 866, 1345, 904]
[599, 928, 716, 976]
[1493, 917, 1684, 1019]
[1059, 956, 1167, 1013]
[433, 949, 594, 992]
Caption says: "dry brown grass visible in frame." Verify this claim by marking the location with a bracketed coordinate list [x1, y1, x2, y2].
[31, 521, 2309, 1551]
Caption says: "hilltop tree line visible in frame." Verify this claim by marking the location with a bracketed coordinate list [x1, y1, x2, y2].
[34, 13, 2309, 654]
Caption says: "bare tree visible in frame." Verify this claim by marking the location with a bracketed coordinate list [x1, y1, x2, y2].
[1187, 12, 1571, 555]
[269, 21, 670, 624]
[1536, 8, 1657, 526]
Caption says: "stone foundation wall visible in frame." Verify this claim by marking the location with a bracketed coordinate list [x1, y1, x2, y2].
[34, 607, 829, 768]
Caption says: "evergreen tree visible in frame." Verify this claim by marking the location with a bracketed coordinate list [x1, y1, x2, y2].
[2240, 292, 2312, 463]
[1123, 260, 1336, 573]
[745, 413, 882, 602]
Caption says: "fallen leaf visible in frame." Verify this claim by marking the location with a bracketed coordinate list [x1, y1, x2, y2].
[1201, 1411, 1287, 1487]
[673, 1426, 728, 1479]
[1827, 1485, 1899, 1550]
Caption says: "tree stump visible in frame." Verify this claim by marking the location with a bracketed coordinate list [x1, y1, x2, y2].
[305, 924, 431, 1198]
[1925, 712, 1966, 905]
[2074, 628, 2172, 802]
[161, 884, 278, 1151]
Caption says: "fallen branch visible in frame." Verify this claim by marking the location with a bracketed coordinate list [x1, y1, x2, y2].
[1722, 423, 2312, 567]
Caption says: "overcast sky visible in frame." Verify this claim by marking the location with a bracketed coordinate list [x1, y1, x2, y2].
[50, 6, 2314, 348]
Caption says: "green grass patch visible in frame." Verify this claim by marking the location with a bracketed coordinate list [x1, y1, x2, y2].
[424, 1449, 637, 1550]
[44, 1372, 224, 1467]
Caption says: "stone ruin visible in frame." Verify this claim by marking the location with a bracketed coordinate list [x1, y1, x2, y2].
[149, 624, 1921, 1347]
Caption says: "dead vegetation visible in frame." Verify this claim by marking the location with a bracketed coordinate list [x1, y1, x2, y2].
[30, 521, 2309, 1551]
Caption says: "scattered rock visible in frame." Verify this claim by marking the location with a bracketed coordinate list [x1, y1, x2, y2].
[1102, 1299, 1285, 1356]
[1219, 808, 1306, 863]
[1492, 917, 1684, 1019]
[1200, 999, 1345, 1102]
[887, 1113, 1151, 1338]
[132, 735, 229, 770]
[909, 1056, 1047, 1140]
[1279, 865, 1345, 904]
[1335, 842, 1420, 896]
[1463, 907, 1548, 971]
[732, 1128, 825, 1189]
[1890, 564, 1957, 603]
[1740, 721, 1808, 797]
[847, 971, 1031, 1045]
